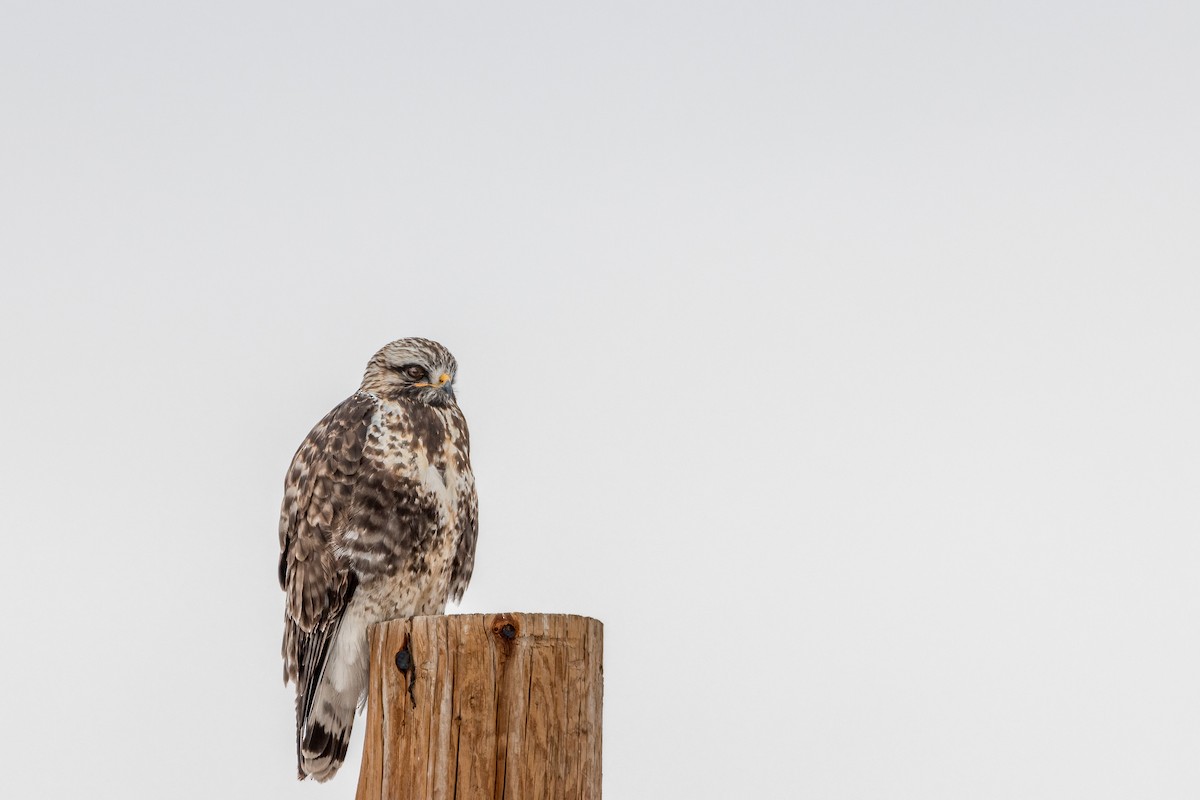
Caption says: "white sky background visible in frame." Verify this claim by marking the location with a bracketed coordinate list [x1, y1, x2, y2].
[2, 2, 1198, 797]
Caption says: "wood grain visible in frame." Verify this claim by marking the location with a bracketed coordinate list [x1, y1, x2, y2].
[355, 613, 603, 800]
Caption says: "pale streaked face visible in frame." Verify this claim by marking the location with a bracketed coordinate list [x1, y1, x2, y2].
[360, 337, 458, 406]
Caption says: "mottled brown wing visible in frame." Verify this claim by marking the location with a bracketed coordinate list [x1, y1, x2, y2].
[278, 393, 375, 696]
[447, 405, 479, 602]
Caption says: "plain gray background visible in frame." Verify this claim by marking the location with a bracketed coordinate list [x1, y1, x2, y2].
[2, 2, 1197, 797]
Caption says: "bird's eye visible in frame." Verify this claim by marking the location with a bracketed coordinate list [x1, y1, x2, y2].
[401, 364, 428, 381]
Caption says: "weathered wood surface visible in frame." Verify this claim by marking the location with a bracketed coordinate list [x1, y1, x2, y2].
[354, 613, 603, 800]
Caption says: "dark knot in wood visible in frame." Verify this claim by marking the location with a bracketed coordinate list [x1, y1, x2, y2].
[490, 613, 520, 645]
[394, 639, 417, 709]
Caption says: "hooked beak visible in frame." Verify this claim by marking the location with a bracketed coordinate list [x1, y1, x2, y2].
[414, 373, 453, 391]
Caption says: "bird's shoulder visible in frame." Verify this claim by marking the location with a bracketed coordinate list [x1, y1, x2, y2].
[283, 393, 379, 505]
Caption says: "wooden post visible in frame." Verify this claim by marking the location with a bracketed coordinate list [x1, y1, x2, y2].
[354, 613, 603, 800]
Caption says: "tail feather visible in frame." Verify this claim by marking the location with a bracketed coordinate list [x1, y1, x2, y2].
[294, 603, 371, 781]
[299, 708, 355, 782]
[292, 621, 340, 779]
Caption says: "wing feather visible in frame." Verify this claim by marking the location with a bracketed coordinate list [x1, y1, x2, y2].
[278, 393, 374, 687]
[446, 405, 479, 602]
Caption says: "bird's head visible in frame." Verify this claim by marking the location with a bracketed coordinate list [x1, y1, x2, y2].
[360, 337, 459, 407]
